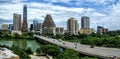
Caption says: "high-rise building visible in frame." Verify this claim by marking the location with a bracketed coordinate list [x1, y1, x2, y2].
[2, 24, 8, 29]
[9, 24, 13, 30]
[43, 14, 55, 28]
[81, 16, 90, 28]
[80, 16, 94, 34]
[33, 19, 38, 31]
[13, 13, 21, 31]
[67, 17, 78, 35]
[42, 14, 56, 35]
[22, 4, 28, 32]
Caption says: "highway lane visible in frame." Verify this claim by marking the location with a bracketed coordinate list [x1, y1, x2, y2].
[34, 35, 120, 58]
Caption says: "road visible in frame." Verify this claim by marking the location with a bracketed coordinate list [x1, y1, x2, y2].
[34, 35, 120, 59]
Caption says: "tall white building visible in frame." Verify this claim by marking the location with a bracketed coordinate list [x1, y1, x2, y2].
[13, 13, 21, 31]
[67, 17, 78, 35]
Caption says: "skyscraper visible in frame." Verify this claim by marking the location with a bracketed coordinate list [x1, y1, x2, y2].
[13, 13, 21, 31]
[81, 16, 90, 28]
[80, 16, 95, 34]
[67, 17, 78, 35]
[22, 4, 28, 32]
[42, 14, 56, 35]
[43, 14, 55, 28]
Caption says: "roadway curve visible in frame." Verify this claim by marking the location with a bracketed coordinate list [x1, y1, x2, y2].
[34, 35, 120, 59]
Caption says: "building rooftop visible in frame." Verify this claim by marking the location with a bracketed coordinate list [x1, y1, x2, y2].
[30, 53, 52, 59]
[0, 47, 19, 59]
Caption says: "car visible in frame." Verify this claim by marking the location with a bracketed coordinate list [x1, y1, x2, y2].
[90, 45, 94, 48]
[75, 46, 77, 49]
[58, 39, 62, 42]
[113, 56, 116, 59]
[63, 42, 65, 44]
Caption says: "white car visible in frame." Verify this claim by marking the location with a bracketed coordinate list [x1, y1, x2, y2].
[58, 39, 62, 42]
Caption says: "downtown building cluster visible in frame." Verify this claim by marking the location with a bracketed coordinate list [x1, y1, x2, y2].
[1, 4, 108, 35]
[0, 4, 28, 34]
[30, 14, 64, 35]
[1, 4, 28, 34]
[12, 4, 28, 34]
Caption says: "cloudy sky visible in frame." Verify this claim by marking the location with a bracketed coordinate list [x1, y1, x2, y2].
[0, 0, 120, 30]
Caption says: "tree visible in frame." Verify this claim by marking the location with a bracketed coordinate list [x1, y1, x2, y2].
[57, 49, 79, 59]
[10, 45, 30, 59]
[25, 47, 33, 54]
[41, 44, 61, 57]
[36, 48, 42, 54]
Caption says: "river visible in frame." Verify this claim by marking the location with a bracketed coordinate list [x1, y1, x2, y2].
[0, 39, 40, 52]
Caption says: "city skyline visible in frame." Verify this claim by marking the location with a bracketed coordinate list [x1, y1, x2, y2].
[0, 0, 120, 30]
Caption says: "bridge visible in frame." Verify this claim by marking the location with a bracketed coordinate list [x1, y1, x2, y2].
[34, 35, 120, 59]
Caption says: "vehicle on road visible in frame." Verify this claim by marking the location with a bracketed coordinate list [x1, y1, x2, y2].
[58, 39, 62, 42]
[63, 42, 65, 44]
[90, 45, 94, 48]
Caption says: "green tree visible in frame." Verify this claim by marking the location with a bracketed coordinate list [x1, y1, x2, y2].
[41, 44, 61, 57]
[25, 47, 33, 54]
[10, 45, 30, 59]
[36, 48, 42, 54]
[57, 49, 79, 59]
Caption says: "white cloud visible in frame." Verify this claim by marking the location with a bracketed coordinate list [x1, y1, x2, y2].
[0, 1, 107, 28]
[91, 12, 107, 16]
[85, 0, 115, 4]
[11, 0, 28, 2]
[0, 0, 120, 30]
[43, 0, 71, 3]
[86, 0, 106, 3]
[0, 3, 24, 20]
[0, 0, 28, 2]
[95, 0, 120, 30]
[0, 0, 10, 1]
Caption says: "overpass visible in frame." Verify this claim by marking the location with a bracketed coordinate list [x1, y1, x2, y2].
[34, 35, 120, 59]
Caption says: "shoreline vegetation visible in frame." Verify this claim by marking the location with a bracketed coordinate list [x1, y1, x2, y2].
[0, 30, 120, 59]
[44, 30, 120, 49]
